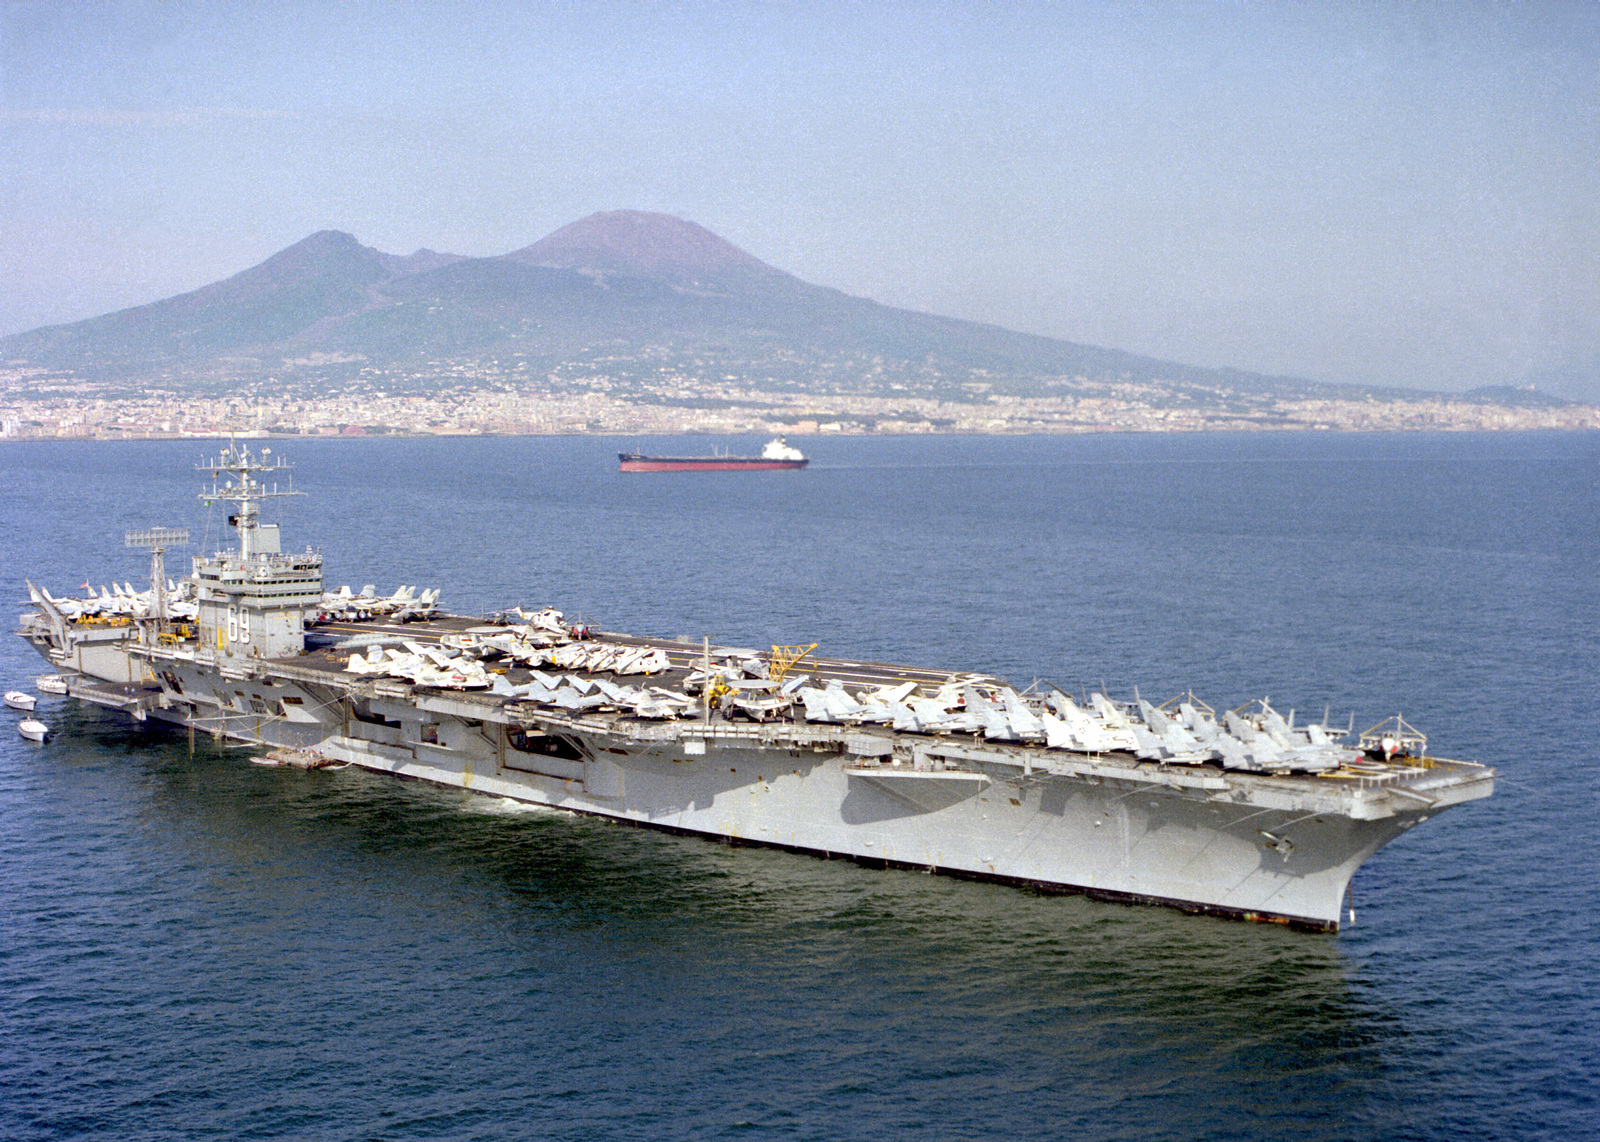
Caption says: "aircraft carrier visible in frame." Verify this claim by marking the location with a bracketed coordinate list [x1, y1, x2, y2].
[16, 443, 1494, 932]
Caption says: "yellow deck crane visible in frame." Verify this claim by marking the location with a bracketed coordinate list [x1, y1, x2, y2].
[767, 643, 818, 685]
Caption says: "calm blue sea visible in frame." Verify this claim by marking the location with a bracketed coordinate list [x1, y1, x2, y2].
[1, 431, 1595, 1142]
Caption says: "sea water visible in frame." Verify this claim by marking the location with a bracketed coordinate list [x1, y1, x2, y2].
[1, 431, 1595, 1141]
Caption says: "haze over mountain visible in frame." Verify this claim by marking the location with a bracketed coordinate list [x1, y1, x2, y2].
[508, 212, 785, 283]
[0, 211, 1579, 414]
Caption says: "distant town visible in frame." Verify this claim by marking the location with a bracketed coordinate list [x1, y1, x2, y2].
[3, 358, 1594, 440]
[6, 215, 1594, 440]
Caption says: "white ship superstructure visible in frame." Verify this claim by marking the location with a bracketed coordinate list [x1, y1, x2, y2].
[16, 447, 1494, 932]
[192, 443, 324, 658]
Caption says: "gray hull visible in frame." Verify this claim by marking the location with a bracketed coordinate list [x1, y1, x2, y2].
[27, 630, 1493, 932]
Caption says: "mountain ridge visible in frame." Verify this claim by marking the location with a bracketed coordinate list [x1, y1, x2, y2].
[507, 210, 788, 284]
[0, 211, 1582, 412]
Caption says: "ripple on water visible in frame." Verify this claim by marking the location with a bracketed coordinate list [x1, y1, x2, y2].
[1, 432, 1596, 1141]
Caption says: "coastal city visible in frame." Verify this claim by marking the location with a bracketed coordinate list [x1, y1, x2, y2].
[4, 360, 1594, 440]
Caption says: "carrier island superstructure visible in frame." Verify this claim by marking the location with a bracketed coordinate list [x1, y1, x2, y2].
[18, 443, 1494, 932]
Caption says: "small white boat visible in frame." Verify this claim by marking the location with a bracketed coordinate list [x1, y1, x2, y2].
[35, 674, 69, 696]
[19, 718, 48, 742]
[5, 690, 36, 712]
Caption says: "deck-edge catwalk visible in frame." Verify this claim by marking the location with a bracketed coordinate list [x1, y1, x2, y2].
[16, 443, 1493, 932]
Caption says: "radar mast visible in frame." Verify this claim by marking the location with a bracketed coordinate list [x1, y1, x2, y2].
[192, 439, 323, 658]
[198, 438, 301, 559]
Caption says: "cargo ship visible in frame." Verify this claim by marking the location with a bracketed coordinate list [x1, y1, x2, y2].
[16, 443, 1493, 932]
[619, 436, 808, 472]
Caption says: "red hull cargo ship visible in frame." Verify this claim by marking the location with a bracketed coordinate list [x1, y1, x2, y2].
[619, 437, 808, 472]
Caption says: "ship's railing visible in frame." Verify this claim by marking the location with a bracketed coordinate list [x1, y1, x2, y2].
[200, 548, 323, 569]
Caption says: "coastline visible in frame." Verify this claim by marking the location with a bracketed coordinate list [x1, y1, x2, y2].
[4, 388, 1596, 440]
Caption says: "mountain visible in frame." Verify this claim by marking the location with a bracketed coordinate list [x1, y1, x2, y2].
[0, 211, 1544, 411]
[506, 210, 788, 287]
[5, 230, 392, 368]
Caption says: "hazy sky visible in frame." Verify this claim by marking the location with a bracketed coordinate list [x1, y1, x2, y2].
[3, 1, 1597, 398]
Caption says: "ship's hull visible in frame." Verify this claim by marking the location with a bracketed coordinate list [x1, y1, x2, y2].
[322, 730, 1420, 931]
[619, 455, 808, 472]
[21, 626, 1492, 933]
